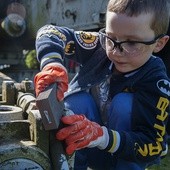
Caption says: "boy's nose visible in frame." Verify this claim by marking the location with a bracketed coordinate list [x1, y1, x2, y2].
[111, 46, 124, 55]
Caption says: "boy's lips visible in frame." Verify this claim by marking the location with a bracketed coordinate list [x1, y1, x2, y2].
[113, 60, 127, 66]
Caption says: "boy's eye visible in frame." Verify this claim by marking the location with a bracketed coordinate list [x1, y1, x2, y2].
[106, 34, 117, 41]
[125, 42, 137, 46]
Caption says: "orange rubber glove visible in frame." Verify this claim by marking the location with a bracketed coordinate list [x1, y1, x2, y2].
[34, 63, 68, 101]
[56, 114, 109, 155]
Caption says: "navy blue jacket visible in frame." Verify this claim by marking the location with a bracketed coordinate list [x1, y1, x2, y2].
[36, 24, 170, 163]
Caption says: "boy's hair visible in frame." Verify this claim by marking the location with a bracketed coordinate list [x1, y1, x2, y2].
[107, 0, 170, 36]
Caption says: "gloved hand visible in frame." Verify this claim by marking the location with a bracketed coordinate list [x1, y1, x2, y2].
[34, 63, 68, 101]
[56, 114, 109, 155]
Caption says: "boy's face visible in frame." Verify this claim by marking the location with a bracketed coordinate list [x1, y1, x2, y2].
[105, 12, 165, 73]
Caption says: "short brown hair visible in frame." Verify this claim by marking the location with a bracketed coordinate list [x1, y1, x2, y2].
[107, 0, 170, 36]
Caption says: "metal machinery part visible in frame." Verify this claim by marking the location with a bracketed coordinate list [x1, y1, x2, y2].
[0, 79, 74, 170]
[0, 79, 69, 170]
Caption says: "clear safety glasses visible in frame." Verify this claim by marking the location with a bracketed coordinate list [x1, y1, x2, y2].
[99, 28, 165, 54]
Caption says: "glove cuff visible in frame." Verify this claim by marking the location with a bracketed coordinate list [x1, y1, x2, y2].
[43, 63, 67, 73]
[97, 126, 110, 150]
[104, 129, 120, 153]
[87, 126, 109, 149]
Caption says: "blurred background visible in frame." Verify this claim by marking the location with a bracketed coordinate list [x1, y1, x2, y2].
[0, 0, 108, 82]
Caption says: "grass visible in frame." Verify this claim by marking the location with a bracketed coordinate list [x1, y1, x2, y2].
[146, 146, 170, 170]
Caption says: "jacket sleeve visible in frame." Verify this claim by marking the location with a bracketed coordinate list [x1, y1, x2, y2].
[35, 24, 100, 69]
[105, 75, 170, 163]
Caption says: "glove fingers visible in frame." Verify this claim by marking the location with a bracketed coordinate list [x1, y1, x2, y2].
[65, 126, 90, 145]
[66, 139, 90, 155]
[57, 82, 68, 92]
[56, 122, 83, 140]
[34, 65, 68, 97]
[35, 75, 68, 100]
[66, 144, 77, 155]
[57, 88, 64, 101]
[34, 73, 56, 96]
[57, 82, 69, 101]
[55, 113, 105, 155]
[61, 114, 85, 124]
[65, 126, 103, 155]
[56, 118, 88, 140]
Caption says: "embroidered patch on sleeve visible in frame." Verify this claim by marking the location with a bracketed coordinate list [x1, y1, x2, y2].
[157, 79, 170, 96]
[37, 25, 66, 41]
[75, 31, 99, 49]
[65, 41, 75, 55]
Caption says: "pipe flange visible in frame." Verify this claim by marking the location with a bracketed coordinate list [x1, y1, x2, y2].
[0, 105, 23, 121]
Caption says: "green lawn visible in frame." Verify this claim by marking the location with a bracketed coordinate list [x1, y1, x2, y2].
[146, 147, 170, 170]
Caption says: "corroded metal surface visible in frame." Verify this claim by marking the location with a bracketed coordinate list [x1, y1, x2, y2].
[0, 105, 23, 121]
[0, 78, 71, 169]
[0, 79, 52, 169]
[0, 141, 51, 170]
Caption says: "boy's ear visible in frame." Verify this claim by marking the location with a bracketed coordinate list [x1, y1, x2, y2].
[153, 35, 169, 53]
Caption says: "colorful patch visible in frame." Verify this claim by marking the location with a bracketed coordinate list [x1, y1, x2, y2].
[75, 31, 98, 49]
[157, 79, 170, 96]
[37, 25, 66, 41]
[65, 41, 75, 55]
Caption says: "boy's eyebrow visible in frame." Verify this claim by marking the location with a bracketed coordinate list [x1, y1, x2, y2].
[106, 31, 147, 41]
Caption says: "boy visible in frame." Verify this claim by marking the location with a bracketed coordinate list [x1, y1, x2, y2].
[34, 0, 170, 169]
